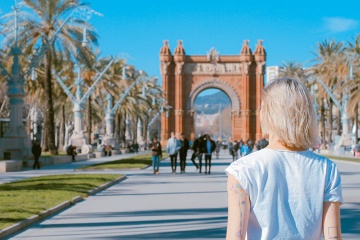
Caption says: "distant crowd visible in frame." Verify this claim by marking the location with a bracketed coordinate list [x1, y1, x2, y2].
[148, 131, 269, 175]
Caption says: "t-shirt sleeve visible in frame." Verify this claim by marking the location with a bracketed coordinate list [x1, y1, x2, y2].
[324, 161, 343, 203]
[225, 161, 250, 195]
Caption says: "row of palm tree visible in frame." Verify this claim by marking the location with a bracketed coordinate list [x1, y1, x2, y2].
[0, 0, 164, 153]
[279, 36, 360, 147]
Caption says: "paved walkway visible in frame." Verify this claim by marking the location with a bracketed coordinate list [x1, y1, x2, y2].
[3, 150, 360, 239]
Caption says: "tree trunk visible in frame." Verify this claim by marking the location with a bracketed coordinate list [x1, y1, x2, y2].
[336, 107, 341, 136]
[355, 102, 359, 144]
[115, 113, 120, 145]
[133, 118, 138, 142]
[121, 115, 126, 147]
[320, 100, 326, 148]
[143, 117, 148, 143]
[328, 98, 333, 143]
[86, 96, 92, 144]
[61, 105, 65, 150]
[43, 47, 57, 154]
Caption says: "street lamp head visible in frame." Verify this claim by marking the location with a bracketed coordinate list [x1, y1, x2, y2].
[31, 68, 36, 81]
[81, 25, 89, 47]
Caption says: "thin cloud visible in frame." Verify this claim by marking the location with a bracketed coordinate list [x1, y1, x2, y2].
[323, 17, 359, 33]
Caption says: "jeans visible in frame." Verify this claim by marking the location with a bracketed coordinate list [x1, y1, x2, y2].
[170, 153, 178, 172]
[152, 155, 160, 171]
[180, 151, 187, 171]
[205, 154, 212, 173]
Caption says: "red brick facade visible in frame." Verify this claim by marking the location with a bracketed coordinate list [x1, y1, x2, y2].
[159, 40, 266, 144]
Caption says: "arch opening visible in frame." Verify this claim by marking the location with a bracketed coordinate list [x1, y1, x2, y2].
[193, 88, 232, 141]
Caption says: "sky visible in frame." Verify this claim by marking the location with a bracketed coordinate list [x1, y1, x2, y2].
[1, 0, 360, 96]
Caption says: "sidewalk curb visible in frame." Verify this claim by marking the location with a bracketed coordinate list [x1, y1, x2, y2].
[0, 175, 127, 239]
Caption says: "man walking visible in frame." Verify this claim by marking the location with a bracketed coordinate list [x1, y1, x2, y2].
[256, 137, 269, 150]
[190, 134, 203, 172]
[203, 135, 216, 174]
[31, 140, 42, 169]
[179, 133, 190, 173]
[166, 131, 182, 174]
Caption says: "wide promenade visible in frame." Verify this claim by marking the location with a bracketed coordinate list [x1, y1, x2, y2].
[2, 150, 360, 239]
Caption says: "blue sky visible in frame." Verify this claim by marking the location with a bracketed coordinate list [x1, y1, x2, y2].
[1, 0, 360, 96]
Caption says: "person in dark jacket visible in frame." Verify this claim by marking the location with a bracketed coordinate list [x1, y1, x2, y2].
[31, 141, 42, 169]
[179, 133, 190, 173]
[151, 137, 162, 174]
[132, 140, 139, 154]
[203, 135, 216, 174]
[190, 134, 204, 172]
[256, 137, 269, 150]
[66, 144, 77, 161]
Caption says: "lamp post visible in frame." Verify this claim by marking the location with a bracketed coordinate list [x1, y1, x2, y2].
[54, 58, 115, 153]
[102, 64, 157, 150]
[0, 2, 100, 160]
[146, 97, 171, 143]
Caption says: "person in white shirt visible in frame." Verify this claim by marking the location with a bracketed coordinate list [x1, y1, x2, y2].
[225, 77, 343, 240]
[166, 131, 182, 174]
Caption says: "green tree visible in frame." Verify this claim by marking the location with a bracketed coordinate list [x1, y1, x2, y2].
[1, 0, 98, 154]
[311, 39, 345, 146]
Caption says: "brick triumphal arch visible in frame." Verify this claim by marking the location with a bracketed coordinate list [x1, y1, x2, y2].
[159, 40, 266, 143]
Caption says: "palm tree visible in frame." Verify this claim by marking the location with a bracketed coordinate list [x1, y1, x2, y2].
[311, 39, 345, 147]
[279, 61, 306, 82]
[1, 0, 98, 154]
[346, 34, 360, 144]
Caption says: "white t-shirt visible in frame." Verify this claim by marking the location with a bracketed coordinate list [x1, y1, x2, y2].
[225, 148, 343, 240]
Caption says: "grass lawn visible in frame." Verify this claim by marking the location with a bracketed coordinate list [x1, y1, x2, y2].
[41, 151, 68, 157]
[79, 153, 154, 170]
[0, 174, 121, 230]
[321, 154, 360, 163]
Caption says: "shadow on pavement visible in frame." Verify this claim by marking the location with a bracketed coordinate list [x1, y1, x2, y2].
[341, 203, 360, 234]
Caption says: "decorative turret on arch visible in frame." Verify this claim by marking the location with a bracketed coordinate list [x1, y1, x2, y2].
[159, 40, 266, 143]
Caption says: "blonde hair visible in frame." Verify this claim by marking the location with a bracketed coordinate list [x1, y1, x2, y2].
[260, 77, 320, 149]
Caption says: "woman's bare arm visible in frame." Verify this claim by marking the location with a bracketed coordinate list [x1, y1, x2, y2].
[226, 174, 250, 240]
[323, 202, 342, 240]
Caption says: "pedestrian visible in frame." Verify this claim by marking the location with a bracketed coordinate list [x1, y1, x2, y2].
[151, 137, 162, 174]
[105, 145, 112, 156]
[166, 131, 182, 174]
[240, 141, 252, 156]
[247, 138, 254, 150]
[231, 140, 239, 161]
[66, 144, 77, 161]
[132, 140, 139, 154]
[203, 134, 216, 174]
[227, 138, 233, 157]
[225, 77, 343, 239]
[353, 143, 360, 157]
[31, 140, 42, 169]
[127, 142, 133, 153]
[215, 138, 222, 159]
[190, 134, 201, 171]
[179, 133, 190, 173]
[256, 137, 269, 150]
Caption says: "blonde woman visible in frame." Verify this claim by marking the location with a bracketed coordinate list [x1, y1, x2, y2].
[225, 78, 343, 240]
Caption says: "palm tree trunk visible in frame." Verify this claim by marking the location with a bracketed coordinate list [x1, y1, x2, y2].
[355, 102, 359, 144]
[143, 117, 148, 142]
[61, 105, 65, 150]
[328, 98, 333, 143]
[336, 107, 341, 136]
[320, 100, 326, 148]
[43, 47, 57, 154]
[121, 116, 126, 148]
[115, 113, 120, 145]
[86, 96, 92, 144]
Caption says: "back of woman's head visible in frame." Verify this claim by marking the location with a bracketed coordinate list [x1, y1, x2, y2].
[260, 77, 320, 149]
